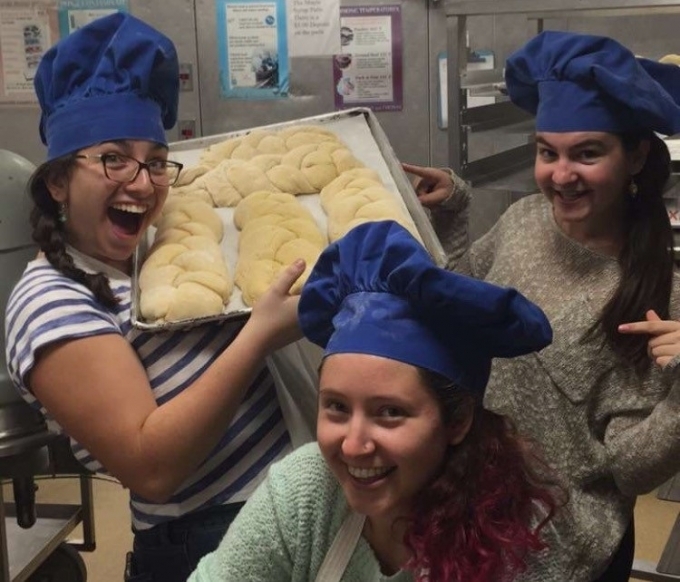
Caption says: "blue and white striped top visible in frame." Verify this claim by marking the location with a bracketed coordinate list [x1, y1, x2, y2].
[4, 249, 291, 530]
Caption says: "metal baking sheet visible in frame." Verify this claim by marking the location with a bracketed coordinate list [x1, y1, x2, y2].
[131, 107, 447, 332]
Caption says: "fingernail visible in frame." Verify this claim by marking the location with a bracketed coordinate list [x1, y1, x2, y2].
[618, 324, 629, 331]
[295, 258, 305, 268]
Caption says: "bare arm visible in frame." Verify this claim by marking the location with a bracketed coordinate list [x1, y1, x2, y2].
[29, 261, 305, 503]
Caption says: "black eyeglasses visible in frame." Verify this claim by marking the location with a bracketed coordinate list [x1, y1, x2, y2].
[75, 153, 184, 187]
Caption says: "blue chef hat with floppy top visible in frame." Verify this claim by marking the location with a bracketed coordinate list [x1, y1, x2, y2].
[298, 221, 553, 398]
[34, 12, 179, 161]
[505, 30, 680, 135]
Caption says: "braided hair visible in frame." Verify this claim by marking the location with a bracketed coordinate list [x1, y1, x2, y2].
[29, 157, 119, 309]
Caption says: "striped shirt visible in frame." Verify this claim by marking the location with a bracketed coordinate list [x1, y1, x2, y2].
[5, 249, 291, 530]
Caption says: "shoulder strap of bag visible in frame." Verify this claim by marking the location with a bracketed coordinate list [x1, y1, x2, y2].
[314, 512, 366, 582]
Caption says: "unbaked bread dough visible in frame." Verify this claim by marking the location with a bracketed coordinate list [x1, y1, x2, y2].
[233, 190, 314, 230]
[155, 198, 224, 242]
[233, 191, 326, 306]
[319, 167, 383, 207]
[139, 120, 425, 321]
[139, 198, 233, 323]
[173, 164, 211, 188]
[280, 142, 363, 191]
[167, 183, 214, 206]
[188, 125, 364, 207]
[319, 170, 420, 242]
[199, 125, 343, 169]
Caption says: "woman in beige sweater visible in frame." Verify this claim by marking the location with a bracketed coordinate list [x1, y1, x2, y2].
[406, 30, 680, 582]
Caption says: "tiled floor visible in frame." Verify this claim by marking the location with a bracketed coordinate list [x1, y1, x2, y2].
[3, 476, 680, 581]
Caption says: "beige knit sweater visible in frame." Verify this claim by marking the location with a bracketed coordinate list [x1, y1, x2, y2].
[433, 192, 680, 581]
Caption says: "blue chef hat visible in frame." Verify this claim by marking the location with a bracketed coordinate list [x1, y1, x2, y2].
[34, 12, 179, 160]
[505, 30, 680, 135]
[298, 221, 552, 397]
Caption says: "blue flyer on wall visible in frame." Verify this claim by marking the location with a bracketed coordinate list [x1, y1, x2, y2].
[217, 0, 289, 99]
[57, 0, 128, 37]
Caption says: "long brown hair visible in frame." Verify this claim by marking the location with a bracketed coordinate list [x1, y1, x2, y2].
[584, 132, 674, 373]
[29, 157, 118, 309]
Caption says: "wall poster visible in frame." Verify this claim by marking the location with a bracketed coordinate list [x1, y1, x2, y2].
[287, 0, 340, 58]
[0, 0, 127, 106]
[217, 0, 289, 99]
[0, 1, 57, 105]
[57, 0, 127, 37]
[333, 4, 402, 112]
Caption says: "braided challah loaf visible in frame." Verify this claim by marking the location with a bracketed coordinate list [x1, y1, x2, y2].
[169, 124, 365, 208]
[139, 199, 233, 323]
[172, 164, 211, 188]
[199, 125, 342, 167]
[153, 198, 224, 242]
[140, 123, 424, 319]
[278, 141, 363, 191]
[170, 144, 364, 208]
[234, 191, 326, 306]
[319, 168, 420, 242]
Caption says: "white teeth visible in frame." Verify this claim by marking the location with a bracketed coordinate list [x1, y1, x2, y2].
[110, 203, 147, 214]
[347, 466, 392, 479]
[555, 190, 583, 199]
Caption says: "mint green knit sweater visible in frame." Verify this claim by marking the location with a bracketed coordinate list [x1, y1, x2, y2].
[189, 443, 412, 582]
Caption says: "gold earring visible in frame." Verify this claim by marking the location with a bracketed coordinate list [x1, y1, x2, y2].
[629, 179, 638, 198]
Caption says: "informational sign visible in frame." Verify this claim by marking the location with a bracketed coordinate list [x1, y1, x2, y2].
[0, 2, 58, 104]
[0, 0, 126, 105]
[217, 0, 289, 99]
[287, 0, 340, 57]
[332, 5, 402, 113]
[57, 0, 127, 37]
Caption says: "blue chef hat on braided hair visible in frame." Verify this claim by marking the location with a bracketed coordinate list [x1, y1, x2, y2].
[34, 12, 179, 160]
[298, 221, 552, 398]
[505, 30, 680, 135]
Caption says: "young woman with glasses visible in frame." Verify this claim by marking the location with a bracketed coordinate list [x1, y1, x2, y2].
[5, 13, 304, 582]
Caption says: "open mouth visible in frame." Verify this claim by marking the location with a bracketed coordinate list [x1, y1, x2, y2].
[107, 203, 147, 236]
[347, 465, 396, 484]
[555, 190, 587, 201]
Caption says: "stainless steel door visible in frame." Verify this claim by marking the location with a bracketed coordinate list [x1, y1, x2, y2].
[0, 0, 448, 167]
[193, 0, 442, 166]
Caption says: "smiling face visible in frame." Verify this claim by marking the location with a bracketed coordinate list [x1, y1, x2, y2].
[317, 354, 468, 528]
[46, 140, 170, 273]
[534, 131, 648, 251]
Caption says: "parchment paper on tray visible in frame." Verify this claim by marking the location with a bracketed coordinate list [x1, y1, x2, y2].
[130, 107, 446, 332]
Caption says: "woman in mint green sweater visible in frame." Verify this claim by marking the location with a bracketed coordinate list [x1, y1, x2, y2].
[190, 220, 559, 582]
